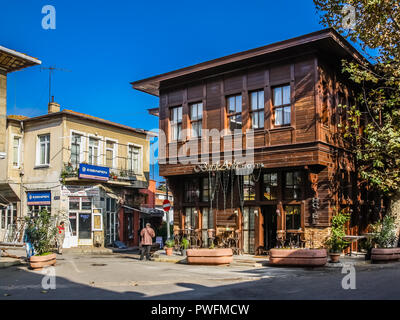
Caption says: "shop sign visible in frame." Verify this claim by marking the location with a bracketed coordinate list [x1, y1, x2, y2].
[61, 185, 100, 197]
[79, 163, 109, 181]
[194, 161, 264, 173]
[27, 191, 51, 205]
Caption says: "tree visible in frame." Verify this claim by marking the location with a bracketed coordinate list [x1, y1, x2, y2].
[314, 0, 400, 245]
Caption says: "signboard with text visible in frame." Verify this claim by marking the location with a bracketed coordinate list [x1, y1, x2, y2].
[27, 191, 51, 205]
[79, 163, 109, 181]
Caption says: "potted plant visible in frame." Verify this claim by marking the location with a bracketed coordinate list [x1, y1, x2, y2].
[371, 215, 400, 263]
[325, 211, 350, 263]
[25, 209, 58, 270]
[181, 238, 189, 256]
[164, 239, 174, 256]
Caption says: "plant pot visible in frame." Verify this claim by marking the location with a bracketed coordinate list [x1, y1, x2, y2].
[269, 249, 327, 267]
[371, 248, 400, 263]
[329, 252, 341, 263]
[29, 253, 57, 270]
[165, 247, 173, 256]
[187, 248, 233, 265]
[365, 248, 372, 261]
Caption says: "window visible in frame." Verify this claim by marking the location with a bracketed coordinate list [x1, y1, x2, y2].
[68, 197, 92, 211]
[263, 173, 278, 200]
[28, 205, 51, 216]
[128, 145, 141, 174]
[88, 137, 99, 165]
[37, 134, 50, 165]
[201, 207, 214, 247]
[285, 205, 301, 230]
[284, 171, 302, 200]
[71, 133, 82, 168]
[106, 140, 115, 168]
[243, 175, 256, 201]
[170, 106, 183, 141]
[185, 207, 197, 229]
[202, 177, 209, 202]
[273, 85, 291, 126]
[184, 180, 199, 202]
[190, 102, 203, 138]
[250, 90, 264, 129]
[13, 137, 21, 167]
[227, 94, 242, 132]
[0, 203, 17, 230]
[243, 207, 256, 254]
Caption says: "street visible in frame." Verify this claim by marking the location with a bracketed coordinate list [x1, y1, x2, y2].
[1, 252, 400, 300]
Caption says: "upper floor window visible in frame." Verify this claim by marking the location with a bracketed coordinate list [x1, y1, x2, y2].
[128, 145, 141, 174]
[37, 134, 50, 166]
[263, 172, 278, 200]
[250, 90, 264, 129]
[13, 136, 21, 167]
[202, 177, 209, 202]
[170, 106, 182, 141]
[88, 137, 100, 165]
[273, 85, 291, 126]
[106, 140, 116, 168]
[284, 171, 302, 200]
[190, 102, 203, 138]
[227, 94, 242, 132]
[71, 133, 82, 168]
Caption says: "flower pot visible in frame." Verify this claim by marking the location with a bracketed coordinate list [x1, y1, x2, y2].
[165, 247, 173, 256]
[329, 252, 341, 263]
[187, 248, 233, 265]
[371, 248, 400, 263]
[270, 249, 327, 267]
[29, 253, 57, 270]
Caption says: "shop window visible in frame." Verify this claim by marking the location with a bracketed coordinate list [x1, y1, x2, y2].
[0, 203, 17, 229]
[243, 207, 256, 254]
[185, 207, 197, 229]
[263, 172, 278, 200]
[184, 180, 200, 202]
[68, 197, 92, 211]
[69, 213, 77, 236]
[285, 205, 301, 230]
[243, 175, 256, 201]
[284, 171, 302, 200]
[202, 177, 209, 202]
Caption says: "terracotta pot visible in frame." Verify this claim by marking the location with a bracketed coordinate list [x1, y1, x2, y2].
[371, 248, 400, 263]
[29, 253, 57, 270]
[165, 247, 173, 256]
[269, 249, 327, 267]
[329, 252, 341, 263]
[187, 248, 233, 265]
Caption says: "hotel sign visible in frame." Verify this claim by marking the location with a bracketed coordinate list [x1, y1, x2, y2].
[27, 191, 51, 205]
[79, 163, 109, 181]
[194, 161, 264, 173]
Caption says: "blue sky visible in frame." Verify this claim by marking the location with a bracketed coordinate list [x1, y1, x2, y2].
[0, 0, 355, 181]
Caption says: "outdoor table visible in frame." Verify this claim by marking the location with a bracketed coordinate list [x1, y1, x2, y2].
[343, 235, 367, 256]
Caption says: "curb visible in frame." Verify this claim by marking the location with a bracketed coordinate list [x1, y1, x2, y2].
[0, 258, 24, 268]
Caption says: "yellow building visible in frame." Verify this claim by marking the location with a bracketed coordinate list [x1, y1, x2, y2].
[0, 46, 154, 248]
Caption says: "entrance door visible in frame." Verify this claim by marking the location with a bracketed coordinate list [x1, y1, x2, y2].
[78, 213, 92, 245]
[262, 206, 277, 250]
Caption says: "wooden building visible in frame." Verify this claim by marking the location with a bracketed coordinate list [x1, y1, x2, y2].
[132, 28, 373, 254]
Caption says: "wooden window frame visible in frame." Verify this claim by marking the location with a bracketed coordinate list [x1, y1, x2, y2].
[249, 89, 264, 130]
[272, 84, 291, 127]
[263, 172, 278, 200]
[189, 102, 203, 138]
[284, 171, 303, 200]
[226, 94, 243, 133]
[170, 106, 183, 142]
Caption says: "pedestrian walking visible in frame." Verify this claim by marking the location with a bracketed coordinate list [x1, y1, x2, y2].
[23, 225, 34, 259]
[56, 221, 65, 254]
[140, 223, 155, 261]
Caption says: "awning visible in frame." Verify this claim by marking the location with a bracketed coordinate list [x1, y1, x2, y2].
[122, 205, 139, 213]
[97, 184, 121, 200]
[0, 184, 20, 203]
[140, 207, 164, 218]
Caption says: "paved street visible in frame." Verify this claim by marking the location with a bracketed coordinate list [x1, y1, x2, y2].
[1, 251, 400, 300]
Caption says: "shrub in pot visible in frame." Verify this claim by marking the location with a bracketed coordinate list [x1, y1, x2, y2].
[371, 216, 400, 263]
[164, 240, 174, 256]
[325, 211, 350, 263]
[25, 210, 57, 270]
[181, 238, 189, 256]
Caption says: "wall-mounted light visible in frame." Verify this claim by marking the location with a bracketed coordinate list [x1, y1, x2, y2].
[276, 209, 281, 216]
[234, 210, 238, 216]
[254, 209, 258, 217]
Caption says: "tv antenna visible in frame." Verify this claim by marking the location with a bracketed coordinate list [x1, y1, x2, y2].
[40, 65, 71, 103]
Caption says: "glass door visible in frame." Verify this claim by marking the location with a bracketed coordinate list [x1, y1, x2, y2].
[243, 207, 255, 254]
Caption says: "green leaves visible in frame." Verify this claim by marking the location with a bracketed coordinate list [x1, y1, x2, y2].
[325, 210, 351, 253]
[26, 210, 57, 256]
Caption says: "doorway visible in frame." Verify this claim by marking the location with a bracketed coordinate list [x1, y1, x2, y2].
[262, 206, 277, 250]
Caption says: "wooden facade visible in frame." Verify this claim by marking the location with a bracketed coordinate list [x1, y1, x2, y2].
[132, 28, 373, 253]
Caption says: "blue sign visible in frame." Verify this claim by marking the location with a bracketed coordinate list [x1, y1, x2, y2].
[27, 191, 51, 205]
[79, 163, 109, 181]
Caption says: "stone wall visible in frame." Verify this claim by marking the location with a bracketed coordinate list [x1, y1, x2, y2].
[304, 227, 331, 249]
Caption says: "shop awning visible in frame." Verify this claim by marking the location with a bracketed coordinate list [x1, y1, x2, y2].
[140, 207, 164, 218]
[0, 184, 20, 203]
[97, 184, 121, 200]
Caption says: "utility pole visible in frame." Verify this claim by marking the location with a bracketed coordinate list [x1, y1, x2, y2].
[166, 180, 170, 240]
[40, 66, 71, 103]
